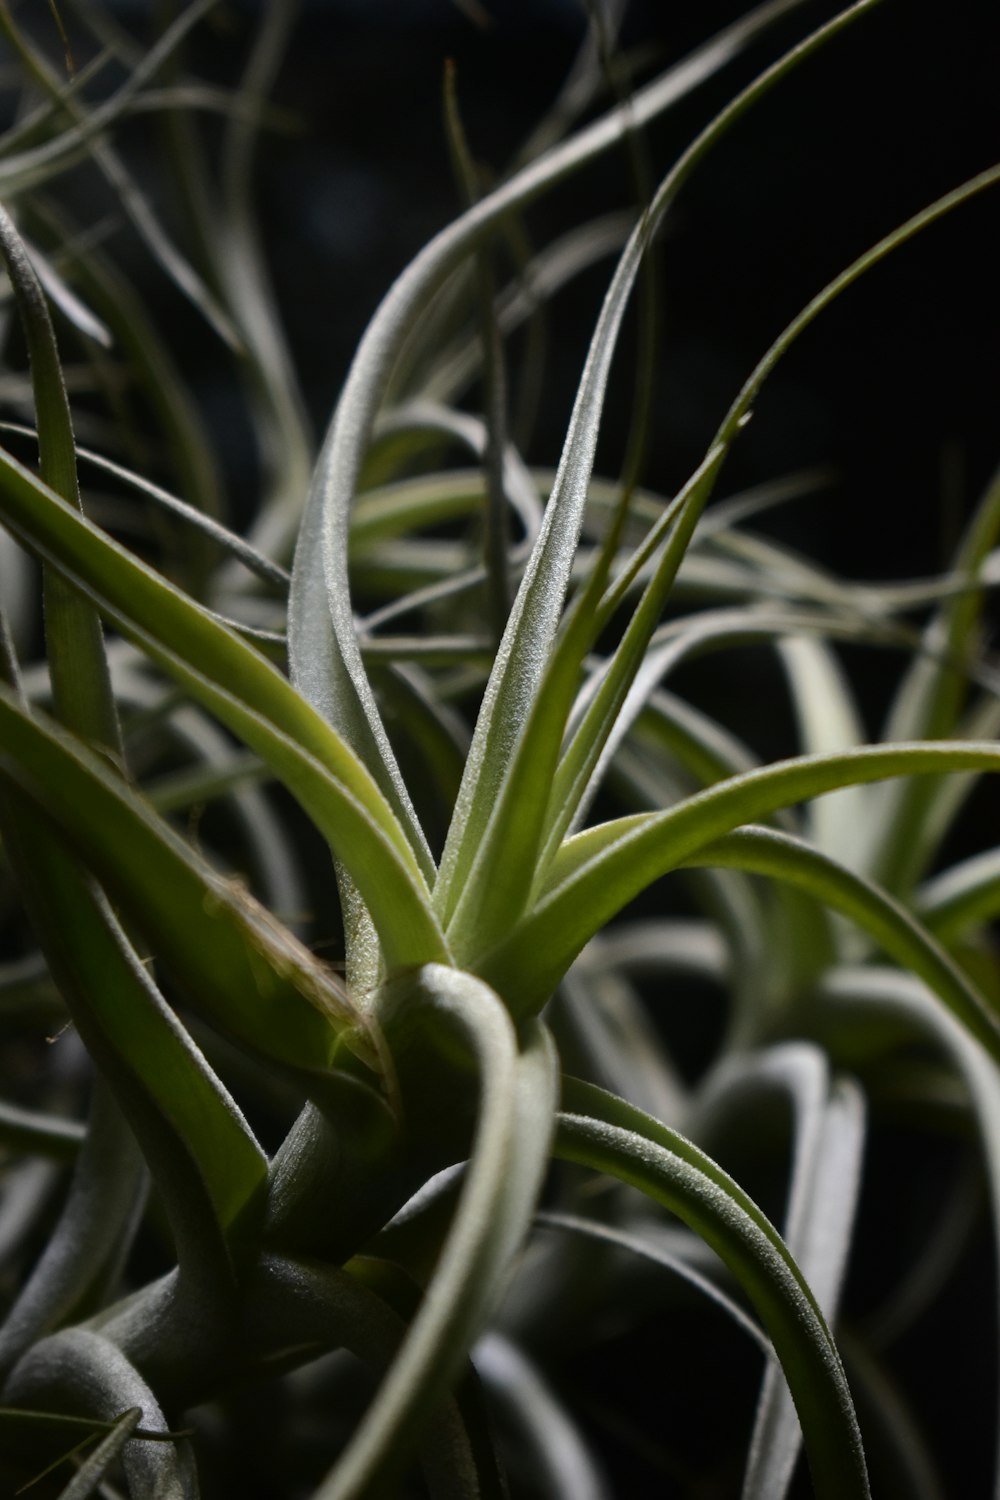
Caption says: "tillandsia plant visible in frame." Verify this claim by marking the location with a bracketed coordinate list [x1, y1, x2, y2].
[0, 0, 998, 1495]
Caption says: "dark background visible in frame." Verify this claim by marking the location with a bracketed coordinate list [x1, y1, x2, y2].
[86, 0, 1000, 595]
[227, 0, 1000, 579]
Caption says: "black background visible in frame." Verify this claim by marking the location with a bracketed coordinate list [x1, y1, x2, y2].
[83, 0, 1000, 593]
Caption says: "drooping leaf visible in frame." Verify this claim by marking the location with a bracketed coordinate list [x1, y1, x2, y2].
[692, 1045, 865, 1500]
[680, 824, 1000, 1062]
[554, 1078, 870, 1500]
[817, 965, 1000, 1496]
[532, 1212, 768, 1352]
[479, 743, 1000, 1017]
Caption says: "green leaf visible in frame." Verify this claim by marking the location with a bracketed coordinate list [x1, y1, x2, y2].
[51, 1405, 141, 1500]
[540, 118, 1000, 882]
[447, 71, 1000, 953]
[874, 461, 1000, 894]
[917, 847, 1000, 944]
[0, 215, 245, 1289]
[0, 684, 376, 1082]
[0, 448, 446, 974]
[289, 0, 836, 907]
[6, 835, 267, 1241]
[442, 455, 715, 960]
[436, 4, 880, 930]
[0, 205, 120, 755]
[554, 1078, 870, 1500]
[314, 966, 558, 1499]
[479, 743, 1000, 1016]
[680, 824, 1000, 1062]
[441, 0, 888, 947]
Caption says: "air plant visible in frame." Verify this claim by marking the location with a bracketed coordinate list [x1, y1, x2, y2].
[0, 1, 998, 1496]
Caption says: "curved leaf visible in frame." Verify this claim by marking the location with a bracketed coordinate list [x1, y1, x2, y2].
[0, 1083, 145, 1383]
[314, 965, 558, 1499]
[533, 1212, 768, 1352]
[693, 1045, 865, 1500]
[818, 965, 1000, 1496]
[4, 839, 267, 1244]
[875, 461, 1000, 893]
[480, 742, 1000, 1015]
[679, 824, 1000, 1062]
[4, 1327, 196, 1499]
[246, 1252, 502, 1500]
[474, 1333, 611, 1500]
[554, 1078, 870, 1500]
